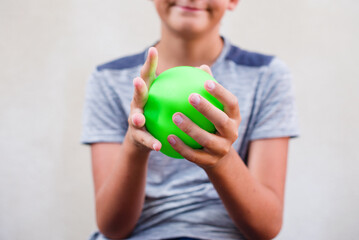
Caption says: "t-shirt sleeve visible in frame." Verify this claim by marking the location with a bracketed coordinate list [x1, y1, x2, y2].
[81, 70, 129, 144]
[249, 58, 300, 140]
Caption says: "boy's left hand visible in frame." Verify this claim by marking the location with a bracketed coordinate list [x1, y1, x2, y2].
[167, 65, 241, 169]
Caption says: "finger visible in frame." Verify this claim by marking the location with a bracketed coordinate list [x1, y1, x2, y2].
[204, 80, 240, 119]
[198, 64, 213, 76]
[172, 113, 228, 154]
[188, 93, 232, 136]
[129, 112, 146, 128]
[167, 135, 215, 167]
[133, 128, 162, 151]
[140, 47, 158, 87]
[132, 77, 148, 109]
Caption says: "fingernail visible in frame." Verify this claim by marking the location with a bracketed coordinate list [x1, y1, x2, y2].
[153, 143, 160, 151]
[131, 114, 138, 125]
[190, 94, 200, 105]
[206, 81, 215, 91]
[168, 136, 176, 145]
[173, 114, 183, 125]
[132, 114, 142, 126]
[133, 77, 142, 89]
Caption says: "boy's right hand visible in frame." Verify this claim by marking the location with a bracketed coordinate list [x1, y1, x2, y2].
[127, 47, 162, 152]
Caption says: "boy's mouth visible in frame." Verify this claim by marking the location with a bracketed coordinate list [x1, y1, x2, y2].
[176, 5, 203, 12]
[170, 1, 208, 12]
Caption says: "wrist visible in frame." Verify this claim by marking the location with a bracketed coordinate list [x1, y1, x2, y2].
[203, 147, 238, 176]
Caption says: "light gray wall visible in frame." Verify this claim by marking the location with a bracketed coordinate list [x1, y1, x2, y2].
[1, 0, 358, 239]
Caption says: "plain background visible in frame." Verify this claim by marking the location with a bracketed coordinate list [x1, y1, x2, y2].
[1, 0, 358, 239]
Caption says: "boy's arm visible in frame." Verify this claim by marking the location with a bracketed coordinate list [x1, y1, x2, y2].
[168, 75, 288, 239]
[91, 141, 150, 239]
[91, 48, 161, 239]
[206, 138, 288, 240]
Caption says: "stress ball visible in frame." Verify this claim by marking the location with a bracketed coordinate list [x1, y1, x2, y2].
[143, 66, 223, 158]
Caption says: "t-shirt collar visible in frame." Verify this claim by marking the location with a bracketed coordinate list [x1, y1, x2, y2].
[143, 36, 232, 70]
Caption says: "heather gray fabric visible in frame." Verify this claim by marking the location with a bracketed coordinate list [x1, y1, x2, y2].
[82, 37, 299, 240]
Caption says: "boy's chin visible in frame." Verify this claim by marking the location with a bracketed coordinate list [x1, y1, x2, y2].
[170, 22, 210, 38]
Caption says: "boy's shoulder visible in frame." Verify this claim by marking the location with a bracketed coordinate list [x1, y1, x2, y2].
[224, 40, 290, 75]
[96, 50, 147, 72]
[225, 43, 274, 68]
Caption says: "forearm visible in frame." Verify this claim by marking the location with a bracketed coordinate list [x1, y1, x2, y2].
[95, 134, 150, 238]
[205, 148, 283, 240]
[91, 47, 160, 238]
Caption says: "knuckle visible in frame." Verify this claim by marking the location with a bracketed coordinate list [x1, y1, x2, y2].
[229, 96, 239, 108]
[217, 116, 230, 130]
[175, 143, 184, 153]
[181, 122, 192, 135]
[139, 136, 146, 146]
[191, 153, 201, 164]
[137, 134, 151, 148]
[231, 126, 239, 141]
[233, 131, 239, 141]
[201, 101, 212, 113]
[225, 125, 238, 143]
[218, 143, 231, 156]
[207, 158, 218, 168]
[216, 148, 226, 157]
[201, 134, 214, 148]
[224, 142, 231, 154]
[201, 135, 230, 157]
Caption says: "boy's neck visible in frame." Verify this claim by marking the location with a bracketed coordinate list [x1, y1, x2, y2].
[154, 27, 223, 74]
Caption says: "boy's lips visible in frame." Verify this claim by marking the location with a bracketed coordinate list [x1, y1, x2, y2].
[176, 5, 203, 12]
[170, 2, 207, 12]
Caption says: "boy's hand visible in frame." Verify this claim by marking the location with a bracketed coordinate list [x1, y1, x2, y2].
[127, 47, 162, 152]
[167, 65, 241, 169]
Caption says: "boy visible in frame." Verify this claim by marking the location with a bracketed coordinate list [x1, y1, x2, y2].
[82, 0, 299, 239]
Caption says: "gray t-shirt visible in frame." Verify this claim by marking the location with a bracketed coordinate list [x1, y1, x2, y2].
[82, 37, 299, 240]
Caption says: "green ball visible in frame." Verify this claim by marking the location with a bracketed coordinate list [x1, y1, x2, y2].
[143, 66, 224, 159]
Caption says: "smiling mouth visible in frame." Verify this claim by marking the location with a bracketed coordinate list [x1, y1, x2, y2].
[171, 3, 207, 12]
[178, 5, 202, 11]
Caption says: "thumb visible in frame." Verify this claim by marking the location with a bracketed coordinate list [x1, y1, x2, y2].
[140, 47, 158, 87]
